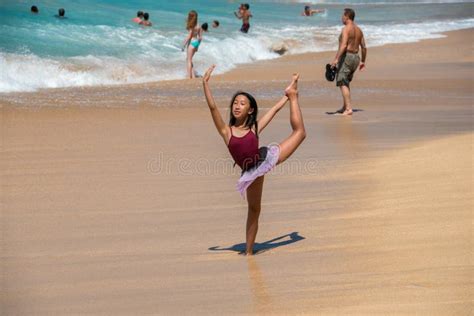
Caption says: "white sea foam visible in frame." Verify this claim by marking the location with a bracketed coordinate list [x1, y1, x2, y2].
[290, 0, 473, 5]
[1, 18, 472, 93]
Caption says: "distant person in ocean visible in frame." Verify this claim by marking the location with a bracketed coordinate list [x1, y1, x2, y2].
[182, 10, 203, 78]
[31, 6, 39, 14]
[55, 8, 66, 19]
[235, 3, 252, 33]
[139, 12, 152, 26]
[132, 11, 144, 23]
[330, 8, 367, 116]
[301, 5, 325, 16]
[212, 20, 220, 28]
[202, 23, 209, 32]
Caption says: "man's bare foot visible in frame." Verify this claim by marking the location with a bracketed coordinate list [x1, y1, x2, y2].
[239, 251, 253, 256]
[341, 109, 353, 116]
[285, 73, 300, 96]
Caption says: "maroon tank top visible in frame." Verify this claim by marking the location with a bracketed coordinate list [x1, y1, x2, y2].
[228, 126, 259, 170]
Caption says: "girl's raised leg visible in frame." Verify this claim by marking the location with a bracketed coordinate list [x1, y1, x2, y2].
[277, 74, 306, 164]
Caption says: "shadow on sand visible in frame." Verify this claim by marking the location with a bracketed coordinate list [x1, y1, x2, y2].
[209, 232, 305, 255]
[326, 108, 364, 115]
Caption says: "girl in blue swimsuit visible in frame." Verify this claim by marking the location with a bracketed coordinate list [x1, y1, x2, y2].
[182, 10, 203, 79]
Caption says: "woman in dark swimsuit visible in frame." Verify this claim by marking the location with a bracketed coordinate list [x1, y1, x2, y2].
[202, 65, 306, 255]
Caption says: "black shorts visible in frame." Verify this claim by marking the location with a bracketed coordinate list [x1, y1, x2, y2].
[240, 23, 250, 33]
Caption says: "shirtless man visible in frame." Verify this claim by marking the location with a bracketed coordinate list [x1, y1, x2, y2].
[234, 3, 253, 33]
[330, 8, 367, 116]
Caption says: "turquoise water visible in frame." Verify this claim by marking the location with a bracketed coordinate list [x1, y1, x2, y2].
[1, 0, 473, 92]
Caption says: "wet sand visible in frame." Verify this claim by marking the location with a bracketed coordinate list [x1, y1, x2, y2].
[1, 29, 473, 314]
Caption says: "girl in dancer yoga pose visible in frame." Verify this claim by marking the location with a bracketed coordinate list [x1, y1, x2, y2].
[202, 65, 306, 255]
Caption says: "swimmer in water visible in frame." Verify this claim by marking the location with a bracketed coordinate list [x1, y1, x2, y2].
[235, 3, 252, 33]
[132, 11, 144, 23]
[55, 8, 67, 19]
[301, 5, 325, 17]
[139, 12, 152, 26]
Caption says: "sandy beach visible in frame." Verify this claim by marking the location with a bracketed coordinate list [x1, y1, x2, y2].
[1, 29, 473, 315]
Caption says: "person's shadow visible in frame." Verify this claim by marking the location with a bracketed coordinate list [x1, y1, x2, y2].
[209, 232, 305, 255]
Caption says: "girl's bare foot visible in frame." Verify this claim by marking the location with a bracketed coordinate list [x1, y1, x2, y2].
[285, 73, 299, 97]
[341, 109, 353, 116]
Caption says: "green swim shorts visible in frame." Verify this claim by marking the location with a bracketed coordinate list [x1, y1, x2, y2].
[336, 52, 360, 87]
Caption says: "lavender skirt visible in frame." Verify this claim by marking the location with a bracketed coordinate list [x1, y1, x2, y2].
[236, 144, 280, 198]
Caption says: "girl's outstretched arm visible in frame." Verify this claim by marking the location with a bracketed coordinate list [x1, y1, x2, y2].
[203, 65, 230, 145]
[257, 95, 288, 134]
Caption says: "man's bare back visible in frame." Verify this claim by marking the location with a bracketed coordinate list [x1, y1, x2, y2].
[339, 24, 364, 53]
[334, 20, 366, 69]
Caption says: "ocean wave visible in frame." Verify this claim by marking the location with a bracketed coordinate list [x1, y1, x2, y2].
[1, 18, 472, 93]
[289, 0, 473, 5]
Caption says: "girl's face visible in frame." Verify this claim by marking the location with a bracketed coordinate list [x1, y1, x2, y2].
[232, 94, 253, 121]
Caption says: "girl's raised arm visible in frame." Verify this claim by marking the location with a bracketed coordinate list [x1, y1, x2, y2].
[258, 95, 288, 134]
[259, 74, 301, 133]
[202, 65, 230, 144]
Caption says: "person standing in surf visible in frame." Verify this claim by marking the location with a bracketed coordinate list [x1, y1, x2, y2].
[139, 12, 152, 27]
[202, 65, 306, 255]
[182, 10, 203, 79]
[234, 3, 252, 33]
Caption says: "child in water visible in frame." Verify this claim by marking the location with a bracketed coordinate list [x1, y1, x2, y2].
[235, 4, 252, 33]
[202, 65, 306, 255]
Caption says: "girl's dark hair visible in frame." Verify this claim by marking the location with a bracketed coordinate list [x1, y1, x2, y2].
[229, 91, 258, 138]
